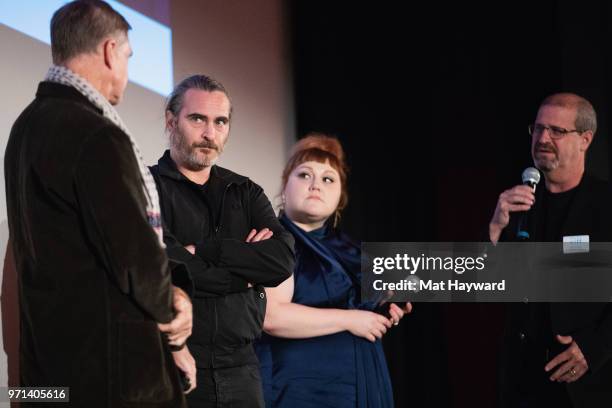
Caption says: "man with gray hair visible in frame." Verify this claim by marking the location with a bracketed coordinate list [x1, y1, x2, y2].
[150, 74, 295, 407]
[490, 93, 612, 407]
[5, 1, 193, 405]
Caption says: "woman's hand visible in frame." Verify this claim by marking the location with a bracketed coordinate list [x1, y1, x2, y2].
[344, 310, 393, 342]
[388, 302, 412, 326]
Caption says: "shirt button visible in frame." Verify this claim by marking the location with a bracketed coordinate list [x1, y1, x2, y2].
[259, 292, 265, 299]
[519, 332, 526, 341]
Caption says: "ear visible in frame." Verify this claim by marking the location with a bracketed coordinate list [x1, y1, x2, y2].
[102, 38, 117, 70]
[580, 130, 594, 152]
[165, 110, 177, 132]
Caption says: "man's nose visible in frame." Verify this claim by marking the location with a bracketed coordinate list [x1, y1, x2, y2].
[202, 122, 215, 139]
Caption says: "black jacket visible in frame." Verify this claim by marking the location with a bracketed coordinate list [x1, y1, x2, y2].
[500, 175, 612, 408]
[5, 82, 185, 407]
[150, 151, 294, 368]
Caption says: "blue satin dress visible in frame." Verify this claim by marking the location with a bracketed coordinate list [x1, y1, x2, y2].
[255, 215, 394, 407]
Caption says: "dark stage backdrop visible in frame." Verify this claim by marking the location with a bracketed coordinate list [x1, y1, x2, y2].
[290, 1, 612, 407]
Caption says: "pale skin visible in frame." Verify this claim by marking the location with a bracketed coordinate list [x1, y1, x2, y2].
[158, 287, 195, 392]
[63, 32, 195, 389]
[166, 89, 275, 386]
[169, 88, 273, 277]
[489, 100, 593, 382]
[263, 160, 412, 342]
[62, 31, 132, 106]
[171, 345, 197, 393]
[489, 104, 593, 244]
[158, 286, 193, 346]
[165, 89, 231, 185]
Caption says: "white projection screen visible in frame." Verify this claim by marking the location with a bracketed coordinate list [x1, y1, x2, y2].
[0, 0, 295, 392]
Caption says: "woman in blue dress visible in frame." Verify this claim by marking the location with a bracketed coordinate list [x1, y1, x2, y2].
[256, 134, 411, 407]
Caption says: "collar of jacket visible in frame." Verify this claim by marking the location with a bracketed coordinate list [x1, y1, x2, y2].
[36, 81, 103, 115]
[156, 149, 249, 189]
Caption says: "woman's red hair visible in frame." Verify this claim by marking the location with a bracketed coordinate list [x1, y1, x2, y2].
[281, 133, 349, 221]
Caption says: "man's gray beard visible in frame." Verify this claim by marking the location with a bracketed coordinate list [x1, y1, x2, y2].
[171, 131, 219, 171]
[182, 151, 216, 170]
[534, 157, 559, 172]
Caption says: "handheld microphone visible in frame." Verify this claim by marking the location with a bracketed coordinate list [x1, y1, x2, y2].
[516, 167, 541, 240]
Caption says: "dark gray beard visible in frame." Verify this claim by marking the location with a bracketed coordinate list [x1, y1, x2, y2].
[170, 131, 220, 171]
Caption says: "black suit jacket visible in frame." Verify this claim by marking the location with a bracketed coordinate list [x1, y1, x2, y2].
[500, 175, 612, 407]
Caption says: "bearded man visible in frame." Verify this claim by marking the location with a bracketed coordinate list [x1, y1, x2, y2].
[149, 74, 294, 407]
[490, 93, 612, 407]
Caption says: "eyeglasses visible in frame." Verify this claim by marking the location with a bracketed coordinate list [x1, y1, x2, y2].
[528, 123, 584, 139]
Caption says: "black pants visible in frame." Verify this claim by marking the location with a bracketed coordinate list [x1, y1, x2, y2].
[514, 383, 573, 408]
[186, 364, 264, 408]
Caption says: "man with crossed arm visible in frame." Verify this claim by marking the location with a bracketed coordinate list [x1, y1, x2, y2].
[150, 74, 294, 407]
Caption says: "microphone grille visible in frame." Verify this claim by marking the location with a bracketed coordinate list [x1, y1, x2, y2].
[522, 167, 541, 185]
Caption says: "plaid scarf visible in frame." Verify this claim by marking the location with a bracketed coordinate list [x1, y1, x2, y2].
[45, 65, 164, 247]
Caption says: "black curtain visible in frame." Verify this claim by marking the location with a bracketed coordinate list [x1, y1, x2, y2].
[289, 1, 612, 407]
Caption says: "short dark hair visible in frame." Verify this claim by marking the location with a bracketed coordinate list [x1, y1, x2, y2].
[166, 75, 233, 118]
[51, 0, 131, 64]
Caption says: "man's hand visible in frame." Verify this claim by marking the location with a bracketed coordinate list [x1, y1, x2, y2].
[172, 346, 196, 394]
[545, 335, 589, 383]
[158, 286, 193, 347]
[245, 228, 273, 243]
[489, 185, 535, 243]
